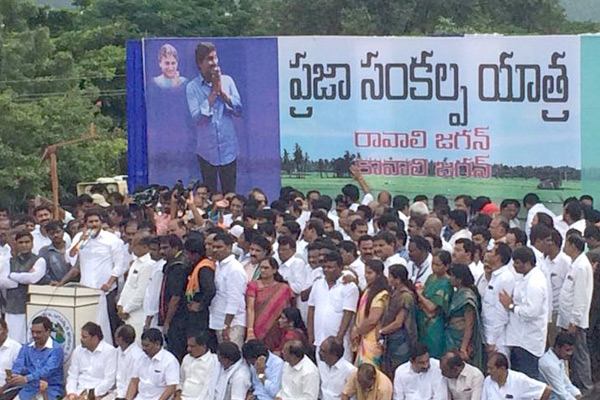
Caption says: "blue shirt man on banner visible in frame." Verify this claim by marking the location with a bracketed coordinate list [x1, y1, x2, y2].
[8, 316, 64, 400]
[186, 42, 242, 194]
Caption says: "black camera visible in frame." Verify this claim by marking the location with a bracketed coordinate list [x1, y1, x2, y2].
[132, 185, 160, 208]
[173, 180, 198, 200]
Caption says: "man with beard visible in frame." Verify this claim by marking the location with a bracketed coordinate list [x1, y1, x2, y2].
[186, 42, 242, 194]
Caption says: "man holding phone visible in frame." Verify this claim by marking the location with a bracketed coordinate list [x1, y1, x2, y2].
[8, 316, 64, 400]
[0, 319, 22, 397]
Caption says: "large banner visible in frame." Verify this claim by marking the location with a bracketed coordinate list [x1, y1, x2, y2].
[278, 36, 581, 201]
[129, 35, 598, 202]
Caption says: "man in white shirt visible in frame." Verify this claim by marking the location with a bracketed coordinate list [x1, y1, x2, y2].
[563, 202, 586, 236]
[242, 339, 284, 400]
[393, 343, 448, 400]
[66, 322, 117, 399]
[539, 332, 582, 400]
[541, 228, 570, 345]
[349, 219, 369, 243]
[406, 235, 433, 285]
[344, 236, 371, 291]
[481, 243, 515, 356]
[114, 325, 145, 400]
[279, 235, 312, 323]
[0, 231, 46, 343]
[67, 210, 125, 344]
[276, 340, 320, 400]
[499, 246, 549, 380]
[209, 232, 248, 348]
[223, 195, 245, 228]
[440, 351, 484, 400]
[488, 215, 509, 245]
[407, 214, 426, 237]
[215, 341, 251, 400]
[454, 195, 472, 217]
[523, 193, 556, 237]
[452, 238, 484, 283]
[318, 336, 356, 400]
[423, 217, 453, 252]
[300, 219, 325, 258]
[393, 195, 410, 231]
[0, 318, 21, 389]
[557, 234, 593, 393]
[117, 235, 155, 340]
[483, 352, 551, 400]
[176, 331, 218, 400]
[529, 225, 555, 318]
[31, 204, 72, 255]
[500, 199, 521, 229]
[373, 231, 407, 277]
[143, 238, 165, 330]
[447, 210, 471, 249]
[125, 328, 179, 400]
[277, 235, 311, 304]
[308, 251, 359, 368]
[343, 177, 374, 213]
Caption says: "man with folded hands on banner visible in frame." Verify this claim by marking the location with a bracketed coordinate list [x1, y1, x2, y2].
[186, 42, 242, 194]
[65, 209, 125, 345]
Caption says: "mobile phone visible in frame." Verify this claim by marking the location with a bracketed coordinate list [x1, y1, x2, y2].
[5, 369, 12, 379]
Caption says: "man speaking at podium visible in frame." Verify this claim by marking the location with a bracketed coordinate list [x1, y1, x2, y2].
[66, 209, 125, 344]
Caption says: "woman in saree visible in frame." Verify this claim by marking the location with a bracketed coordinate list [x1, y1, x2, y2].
[352, 259, 389, 367]
[380, 264, 418, 376]
[273, 307, 310, 356]
[415, 249, 452, 358]
[446, 263, 483, 369]
[246, 257, 294, 350]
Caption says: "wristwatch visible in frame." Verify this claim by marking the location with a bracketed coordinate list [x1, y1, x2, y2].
[508, 303, 515, 311]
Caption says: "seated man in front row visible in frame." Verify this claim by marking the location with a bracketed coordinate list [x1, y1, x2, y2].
[393, 343, 448, 400]
[6, 316, 63, 400]
[538, 332, 582, 400]
[66, 322, 117, 399]
[125, 328, 179, 400]
[483, 352, 551, 400]
[341, 363, 393, 400]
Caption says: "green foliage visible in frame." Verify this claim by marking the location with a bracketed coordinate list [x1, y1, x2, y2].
[0, 89, 126, 208]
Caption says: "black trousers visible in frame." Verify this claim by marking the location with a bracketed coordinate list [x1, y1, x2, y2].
[510, 346, 540, 380]
[106, 289, 122, 343]
[166, 315, 188, 362]
[198, 156, 236, 194]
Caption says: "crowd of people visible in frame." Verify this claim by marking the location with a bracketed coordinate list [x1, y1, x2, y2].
[1, 168, 600, 400]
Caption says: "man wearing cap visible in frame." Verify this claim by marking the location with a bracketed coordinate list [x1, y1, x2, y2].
[91, 193, 111, 208]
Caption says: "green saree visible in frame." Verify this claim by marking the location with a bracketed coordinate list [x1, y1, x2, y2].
[416, 274, 451, 358]
[445, 287, 483, 370]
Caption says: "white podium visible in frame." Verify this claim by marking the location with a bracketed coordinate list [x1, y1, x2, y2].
[27, 284, 102, 359]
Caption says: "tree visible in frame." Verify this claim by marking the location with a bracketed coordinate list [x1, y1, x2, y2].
[282, 149, 292, 174]
[0, 89, 125, 209]
[293, 143, 303, 173]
